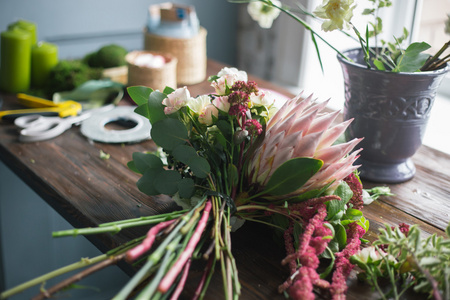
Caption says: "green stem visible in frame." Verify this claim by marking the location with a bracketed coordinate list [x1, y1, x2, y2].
[135, 237, 180, 299]
[1, 236, 144, 300]
[0, 255, 107, 299]
[53, 218, 172, 237]
[263, 0, 351, 61]
[421, 40, 450, 71]
[113, 204, 202, 300]
[99, 210, 187, 227]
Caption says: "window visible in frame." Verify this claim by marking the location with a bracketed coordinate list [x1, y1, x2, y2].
[249, 0, 450, 154]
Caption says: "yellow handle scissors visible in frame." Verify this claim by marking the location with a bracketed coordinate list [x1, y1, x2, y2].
[0, 93, 82, 121]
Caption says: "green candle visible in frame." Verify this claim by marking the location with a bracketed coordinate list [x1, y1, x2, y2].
[31, 42, 58, 88]
[0, 28, 32, 93]
[8, 19, 37, 45]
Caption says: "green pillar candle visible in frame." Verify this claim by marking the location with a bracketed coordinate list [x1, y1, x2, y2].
[8, 19, 37, 45]
[0, 28, 32, 93]
[31, 42, 58, 88]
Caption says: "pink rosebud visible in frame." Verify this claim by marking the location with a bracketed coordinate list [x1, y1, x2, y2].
[212, 96, 230, 112]
[162, 87, 193, 115]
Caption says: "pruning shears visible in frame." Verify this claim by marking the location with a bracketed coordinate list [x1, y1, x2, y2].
[0, 93, 82, 121]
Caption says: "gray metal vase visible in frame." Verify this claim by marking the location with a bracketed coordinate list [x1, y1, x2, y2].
[338, 48, 449, 183]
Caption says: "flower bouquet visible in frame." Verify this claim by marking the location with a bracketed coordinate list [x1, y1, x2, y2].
[1, 67, 370, 300]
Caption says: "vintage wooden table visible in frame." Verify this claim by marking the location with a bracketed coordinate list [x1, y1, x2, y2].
[0, 59, 449, 299]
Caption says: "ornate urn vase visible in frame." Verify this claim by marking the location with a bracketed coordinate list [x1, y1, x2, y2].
[338, 48, 449, 183]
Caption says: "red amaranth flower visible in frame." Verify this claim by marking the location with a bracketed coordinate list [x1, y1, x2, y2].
[228, 90, 250, 105]
[244, 119, 263, 135]
[228, 104, 248, 116]
[330, 222, 366, 300]
[393, 223, 410, 236]
[280, 201, 332, 297]
[344, 172, 363, 210]
[231, 80, 259, 94]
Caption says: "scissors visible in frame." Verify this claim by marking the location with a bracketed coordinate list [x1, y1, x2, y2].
[14, 104, 115, 142]
[0, 93, 81, 121]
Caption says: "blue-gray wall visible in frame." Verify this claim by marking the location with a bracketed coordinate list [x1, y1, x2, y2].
[0, 0, 238, 65]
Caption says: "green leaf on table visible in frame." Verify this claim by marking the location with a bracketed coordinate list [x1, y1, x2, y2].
[154, 170, 182, 195]
[132, 152, 164, 174]
[263, 157, 323, 196]
[127, 86, 153, 106]
[394, 42, 431, 72]
[178, 178, 195, 198]
[137, 168, 164, 195]
[127, 160, 139, 173]
[151, 118, 189, 151]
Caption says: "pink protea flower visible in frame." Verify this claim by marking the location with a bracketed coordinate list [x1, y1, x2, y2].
[247, 93, 362, 196]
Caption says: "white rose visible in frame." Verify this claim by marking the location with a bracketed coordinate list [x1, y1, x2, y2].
[187, 95, 211, 115]
[249, 90, 275, 108]
[198, 104, 219, 125]
[217, 67, 248, 82]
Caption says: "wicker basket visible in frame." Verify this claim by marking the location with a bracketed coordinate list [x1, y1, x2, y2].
[144, 27, 207, 85]
[126, 51, 177, 91]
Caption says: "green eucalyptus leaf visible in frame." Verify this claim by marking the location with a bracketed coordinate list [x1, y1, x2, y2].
[132, 152, 164, 174]
[127, 160, 139, 174]
[137, 168, 164, 195]
[263, 158, 323, 196]
[394, 42, 431, 72]
[188, 156, 211, 179]
[154, 170, 182, 195]
[216, 120, 233, 140]
[148, 90, 169, 124]
[127, 86, 153, 106]
[172, 145, 198, 164]
[178, 178, 195, 199]
[151, 118, 189, 151]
